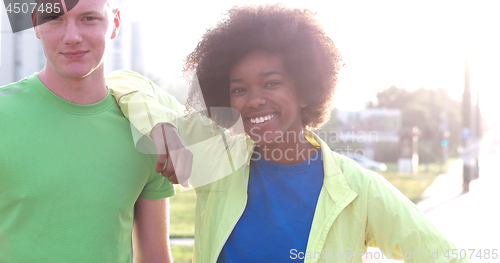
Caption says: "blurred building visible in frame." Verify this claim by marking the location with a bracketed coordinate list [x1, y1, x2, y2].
[0, 5, 45, 85]
[0, 4, 143, 86]
[321, 109, 401, 161]
[335, 109, 402, 143]
[105, 21, 144, 74]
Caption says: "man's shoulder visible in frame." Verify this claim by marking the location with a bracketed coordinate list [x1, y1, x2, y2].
[0, 76, 34, 106]
[106, 70, 153, 90]
[0, 77, 30, 94]
[105, 70, 160, 103]
[106, 69, 147, 80]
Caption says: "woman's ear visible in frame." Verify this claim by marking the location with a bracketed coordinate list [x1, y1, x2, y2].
[300, 98, 308, 108]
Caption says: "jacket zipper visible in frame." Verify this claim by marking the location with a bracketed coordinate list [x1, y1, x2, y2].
[213, 144, 255, 263]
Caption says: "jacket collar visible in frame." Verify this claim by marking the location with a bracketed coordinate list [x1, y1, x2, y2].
[303, 131, 359, 260]
[306, 130, 358, 203]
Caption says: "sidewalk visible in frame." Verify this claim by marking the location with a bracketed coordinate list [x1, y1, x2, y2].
[421, 151, 500, 262]
[364, 149, 500, 262]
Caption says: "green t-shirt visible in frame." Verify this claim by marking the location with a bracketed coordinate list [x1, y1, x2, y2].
[0, 74, 174, 263]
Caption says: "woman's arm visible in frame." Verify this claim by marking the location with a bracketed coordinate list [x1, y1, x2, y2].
[106, 70, 192, 185]
[106, 70, 184, 139]
[105, 70, 249, 189]
[364, 171, 469, 262]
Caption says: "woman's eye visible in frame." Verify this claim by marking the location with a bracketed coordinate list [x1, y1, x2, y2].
[231, 88, 246, 94]
[266, 81, 281, 87]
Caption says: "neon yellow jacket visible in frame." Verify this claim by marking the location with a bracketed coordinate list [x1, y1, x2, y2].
[106, 70, 467, 263]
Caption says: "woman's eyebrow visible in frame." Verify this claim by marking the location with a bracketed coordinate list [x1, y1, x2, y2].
[230, 71, 283, 83]
[260, 71, 283, 77]
[230, 78, 243, 84]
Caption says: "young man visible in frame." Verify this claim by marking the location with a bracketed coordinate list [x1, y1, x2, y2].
[0, 0, 175, 262]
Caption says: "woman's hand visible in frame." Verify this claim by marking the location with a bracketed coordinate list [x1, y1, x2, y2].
[151, 123, 192, 187]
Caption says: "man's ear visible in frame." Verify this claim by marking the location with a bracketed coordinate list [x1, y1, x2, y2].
[110, 10, 121, 40]
[31, 12, 40, 39]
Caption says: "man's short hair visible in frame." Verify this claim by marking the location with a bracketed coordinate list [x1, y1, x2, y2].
[33, 0, 118, 13]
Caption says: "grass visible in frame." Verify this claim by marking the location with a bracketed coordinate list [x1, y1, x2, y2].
[169, 186, 196, 238]
[377, 159, 456, 203]
[171, 244, 194, 263]
[169, 186, 196, 262]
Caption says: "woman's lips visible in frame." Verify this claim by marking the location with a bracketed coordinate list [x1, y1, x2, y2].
[247, 113, 278, 126]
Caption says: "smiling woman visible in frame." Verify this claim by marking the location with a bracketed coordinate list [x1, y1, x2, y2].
[107, 4, 469, 263]
[184, 5, 343, 132]
[180, 5, 345, 166]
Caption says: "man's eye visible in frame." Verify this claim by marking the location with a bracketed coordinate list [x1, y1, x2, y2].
[46, 16, 60, 21]
[84, 17, 95, 21]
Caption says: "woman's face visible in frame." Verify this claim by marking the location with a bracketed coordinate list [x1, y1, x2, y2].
[229, 49, 306, 145]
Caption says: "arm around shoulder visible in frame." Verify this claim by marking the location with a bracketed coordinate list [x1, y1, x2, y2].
[106, 70, 184, 138]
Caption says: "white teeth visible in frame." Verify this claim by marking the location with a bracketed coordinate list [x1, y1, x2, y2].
[250, 114, 276, 124]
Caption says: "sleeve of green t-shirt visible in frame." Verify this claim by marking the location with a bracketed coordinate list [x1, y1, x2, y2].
[140, 164, 176, 199]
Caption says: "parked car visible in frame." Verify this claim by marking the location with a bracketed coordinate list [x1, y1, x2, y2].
[342, 152, 388, 172]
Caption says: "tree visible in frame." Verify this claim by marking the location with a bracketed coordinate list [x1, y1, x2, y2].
[368, 86, 462, 162]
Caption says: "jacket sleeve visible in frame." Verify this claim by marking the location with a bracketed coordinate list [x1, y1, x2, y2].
[105, 70, 250, 189]
[106, 70, 184, 138]
[364, 171, 469, 263]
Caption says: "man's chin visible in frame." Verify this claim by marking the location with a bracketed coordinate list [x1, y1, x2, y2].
[59, 67, 99, 79]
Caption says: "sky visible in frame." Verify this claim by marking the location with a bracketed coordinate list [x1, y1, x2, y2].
[5, 0, 498, 123]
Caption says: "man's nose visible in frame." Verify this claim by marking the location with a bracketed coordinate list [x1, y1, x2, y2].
[63, 22, 83, 45]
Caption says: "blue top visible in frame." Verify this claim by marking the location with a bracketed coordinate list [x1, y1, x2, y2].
[218, 149, 324, 262]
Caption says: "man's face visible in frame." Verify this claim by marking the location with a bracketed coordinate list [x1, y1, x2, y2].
[34, 0, 119, 79]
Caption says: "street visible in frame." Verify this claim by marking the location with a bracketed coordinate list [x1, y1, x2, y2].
[363, 138, 500, 262]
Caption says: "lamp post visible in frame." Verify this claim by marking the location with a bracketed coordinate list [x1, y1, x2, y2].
[462, 50, 472, 192]
[473, 91, 481, 179]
